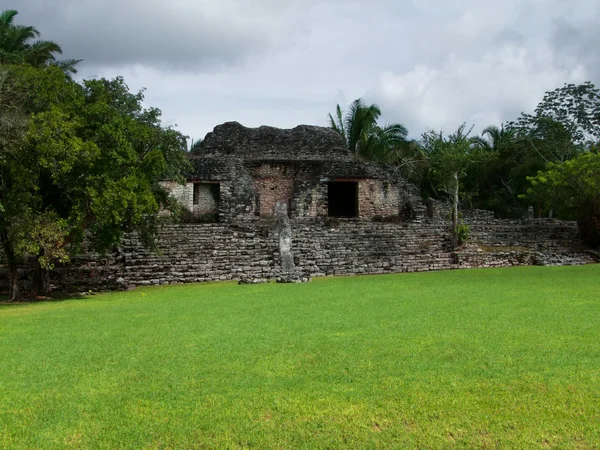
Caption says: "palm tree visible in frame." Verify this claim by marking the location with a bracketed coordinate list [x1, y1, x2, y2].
[328, 98, 409, 162]
[0, 9, 81, 77]
[472, 125, 516, 153]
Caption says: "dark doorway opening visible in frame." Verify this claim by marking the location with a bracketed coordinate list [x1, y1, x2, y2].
[328, 181, 358, 217]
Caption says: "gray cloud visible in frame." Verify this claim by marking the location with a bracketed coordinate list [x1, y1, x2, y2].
[552, 17, 600, 82]
[369, 0, 598, 137]
[15, 0, 312, 70]
[10, 0, 600, 142]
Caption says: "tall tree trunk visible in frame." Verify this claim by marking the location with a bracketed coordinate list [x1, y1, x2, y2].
[32, 254, 50, 297]
[3, 247, 20, 301]
[7, 261, 20, 301]
[1, 222, 20, 301]
[451, 171, 459, 248]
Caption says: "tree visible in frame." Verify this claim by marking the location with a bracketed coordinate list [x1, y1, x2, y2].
[463, 82, 599, 219]
[472, 125, 516, 153]
[510, 82, 600, 147]
[466, 125, 517, 214]
[467, 82, 596, 219]
[421, 124, 487, 247]
[1, 64, 89, 299]
[527, 152, 600, 247]
[328, 98, 409, 162]
[0, 65, 189, 300]
[499, 115, 583, 217]
[190, 138, 203, 153]
[0, 9, 81, 77]
[503, 83, 600, 218]
[0, 65, 31, 300]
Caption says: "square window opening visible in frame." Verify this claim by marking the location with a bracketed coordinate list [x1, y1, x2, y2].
[327, 181, 358, 218]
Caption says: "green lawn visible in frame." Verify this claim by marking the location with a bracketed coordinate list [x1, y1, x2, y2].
[1, 266, 599, 449]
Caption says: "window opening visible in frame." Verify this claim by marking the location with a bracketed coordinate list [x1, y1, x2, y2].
[327, 181, 358, 217]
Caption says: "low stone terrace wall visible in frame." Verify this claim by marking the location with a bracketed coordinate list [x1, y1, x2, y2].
[1, 219, 597, 294]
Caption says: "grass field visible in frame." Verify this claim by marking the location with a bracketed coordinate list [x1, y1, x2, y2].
[1, 265, 599, 449]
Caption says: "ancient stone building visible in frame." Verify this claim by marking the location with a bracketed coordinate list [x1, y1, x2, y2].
[162, 122, 424, 222]
[1, 122, 597, 294]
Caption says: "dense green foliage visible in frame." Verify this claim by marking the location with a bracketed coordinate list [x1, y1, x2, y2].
[330, 83, 599, 244]
[465, 84, 597, 221]
[509, 81, 600, 147]
[421, 124, 485, 246]
[0, 64, 189, 300]
[527, 151, 600, 246]
[1, 266, 599, 448]
[0, 10, 189, 300]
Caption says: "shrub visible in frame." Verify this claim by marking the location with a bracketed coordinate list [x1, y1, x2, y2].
[455, 221, 470, 246]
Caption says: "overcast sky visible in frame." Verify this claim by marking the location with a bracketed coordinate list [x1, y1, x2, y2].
[12, 0, 600, 144]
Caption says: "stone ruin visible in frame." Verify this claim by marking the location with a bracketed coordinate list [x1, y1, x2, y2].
[161, 121, 426, 285]
[163, 121, 425, 223]
[1, 122, 598, 294]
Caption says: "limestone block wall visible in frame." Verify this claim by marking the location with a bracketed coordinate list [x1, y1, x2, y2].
[170, 158, 424, 222]
[358, 180, 400, 218]
[160, 181, 193, 210]
[251, 164, 322, 219]
[160, 181, 222, 215]
[291, 184, 323, 219]
[192, 182, 220, 214]
[292, 221, 452, 276]
[254, 177, 295, 217]
[1, 219, 596, 295]
[121, 224, 277, 285]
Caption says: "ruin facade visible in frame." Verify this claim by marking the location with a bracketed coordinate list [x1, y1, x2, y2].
[163, 122, 425, 223]
[1, 122, 598, 293]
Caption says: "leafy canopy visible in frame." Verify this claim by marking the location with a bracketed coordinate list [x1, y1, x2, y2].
[527, 151, 600, 246]
[0, 65, 189, 299]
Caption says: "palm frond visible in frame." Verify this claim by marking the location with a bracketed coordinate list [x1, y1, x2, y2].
[471, 136, 491, 150]
[328, 104, 347, 147]
[345, 98, 364, 153]
[345, 98, 381, 154]
[380, 123, 408, 141]
[51, 58, 83, 80]
[22, 39, 62, 67]
[5, 25, 40, 51]
[0, 10, 18, 27]
[52, 58, 81, 73]
[332, 98, 411, 164]
[28, 39, 63, 55]
[482, 125, 501, 141]
[0, 11, 73, 74]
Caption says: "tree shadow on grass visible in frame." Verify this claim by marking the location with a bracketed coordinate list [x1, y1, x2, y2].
[0, 292, 99, 307]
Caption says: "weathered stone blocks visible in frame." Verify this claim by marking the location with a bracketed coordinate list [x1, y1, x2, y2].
[1, 218, 596, 294]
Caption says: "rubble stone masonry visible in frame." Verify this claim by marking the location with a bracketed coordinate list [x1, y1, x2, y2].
[1, 218, 596, 294]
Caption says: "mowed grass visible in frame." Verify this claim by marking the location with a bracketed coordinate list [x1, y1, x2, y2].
[1, 266, 599, 449]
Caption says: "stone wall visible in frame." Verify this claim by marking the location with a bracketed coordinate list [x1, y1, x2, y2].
[1, 218, 596, 295]
[358, 180, 400, 218]
[192, 182, 220, 214]
[169, 160, 419, 222]
[252, 165, 295, 218]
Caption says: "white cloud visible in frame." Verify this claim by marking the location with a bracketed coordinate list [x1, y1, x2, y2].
[373, 47, 587, 137]
[13, 0, 600, 142]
